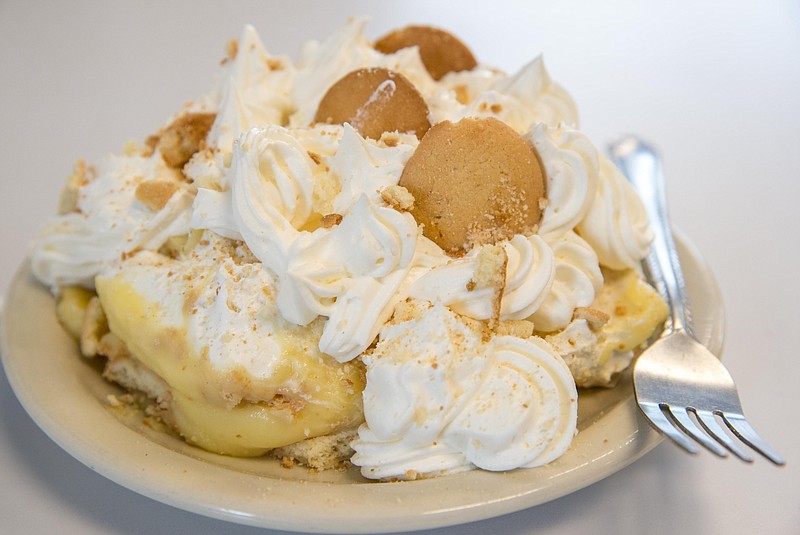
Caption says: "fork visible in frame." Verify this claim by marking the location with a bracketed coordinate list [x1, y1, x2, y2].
[608, 136, 784, 465]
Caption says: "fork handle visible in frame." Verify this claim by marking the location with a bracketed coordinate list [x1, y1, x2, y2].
[608, 137, 693, 337]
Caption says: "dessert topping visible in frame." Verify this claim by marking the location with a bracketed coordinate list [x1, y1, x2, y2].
[156, 112, 216, 169]
[374, 25, 477, 81]
[379, 184, 415, 212]
[135, 180, 181, 211]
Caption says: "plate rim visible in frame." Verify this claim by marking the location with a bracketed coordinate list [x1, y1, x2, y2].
[0, 233, 724, 533]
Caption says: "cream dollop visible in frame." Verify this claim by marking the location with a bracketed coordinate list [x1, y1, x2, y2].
[191, 125, 419, 362]
[532, 231, 604, 332]
[284, 195, 418, 360]
[31, 154, 194, 291]
[351, 302, 577, 479]
[225, 25, 295, 126]
[491, 56, 578, 129]
[408, 230, 601, 332]
[529, 123, 598, 238]
[433, 56, 578, 132]
[235, 126, 316, 234]
[577, 156, 653, 270]
[187, 25, 295, 190]
[329, 124, 417, 214]
[408, 234, 555, 321]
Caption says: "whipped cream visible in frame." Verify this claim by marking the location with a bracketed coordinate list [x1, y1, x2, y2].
[577, 156, 653, 270]
[529, 123, 598, 238]
[351, 302, 577, 479]
[32, 154, 194, 291]
[186, 24, 296, 190]
[433, 56, 579, 132]
[408, 228, 602, 333]
[191, 124, 420, 362]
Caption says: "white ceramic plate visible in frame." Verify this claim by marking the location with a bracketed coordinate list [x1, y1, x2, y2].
[0, 234, 723, 533]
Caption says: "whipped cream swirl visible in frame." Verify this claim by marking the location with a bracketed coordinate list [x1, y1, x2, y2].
[407, 230, 601, 332]
[432, 56, 578, 132]
[32, 154, 194, 291]
[529, 123, 598, 238]
[532, 231, 603, 332]
[577, 156, 653, 270]
[329, 124, 417, 214]
[351, 302, 577, 479]
[191, 125, 419, 362]
[408, 235, 555, 321]
[187, 24, 296, 190]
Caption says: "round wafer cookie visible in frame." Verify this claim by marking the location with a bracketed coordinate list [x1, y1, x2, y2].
[374, 25, 477, 81]
[314, 67, 430, 140]
[399, 117, 545, 254]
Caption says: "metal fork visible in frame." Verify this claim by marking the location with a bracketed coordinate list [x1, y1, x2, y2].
[609, 136, 784, 465]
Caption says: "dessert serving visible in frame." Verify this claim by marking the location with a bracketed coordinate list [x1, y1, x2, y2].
[30, 18, 668, 481]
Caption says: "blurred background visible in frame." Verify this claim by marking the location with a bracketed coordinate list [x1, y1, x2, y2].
[1, 1, 798, 534]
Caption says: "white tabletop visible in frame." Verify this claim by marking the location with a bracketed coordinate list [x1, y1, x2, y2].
[1, 1, 798, 534]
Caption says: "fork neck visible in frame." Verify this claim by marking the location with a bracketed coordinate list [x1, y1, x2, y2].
[609, 137, 694, 338]
[646, 226, 692, 336]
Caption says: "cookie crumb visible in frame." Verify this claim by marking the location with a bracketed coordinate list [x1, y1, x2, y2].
[496, 319, 535, 338]
[453, 85, 470, 104]
[135, 180, 181, 211]
[380, 185, 415, 212]
[404, 469, 420, 480]
[225, 38, 238, 61]
[469, 244, 507, 289]
[122, 139, 145, 157]
[321, 213, 343, 228]
[267, 58, 285, 71]
[379, 132, 401, 147]
[307, 151, 323, 165]
[98, 332, 130, 361]
[156, 112, 216, 169]
[573, 307, 610, 331]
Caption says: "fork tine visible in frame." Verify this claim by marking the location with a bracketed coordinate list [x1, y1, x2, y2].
[693, 409, 753, 462]
[666, 406, 729, 457]
[639, 402, 699, 454]
[720, 413, 785, 466]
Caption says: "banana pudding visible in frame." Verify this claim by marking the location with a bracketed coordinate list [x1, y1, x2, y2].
[31, 19, 667, 479]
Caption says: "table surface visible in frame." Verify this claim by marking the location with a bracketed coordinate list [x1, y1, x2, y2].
[1, 1, 798, 534]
